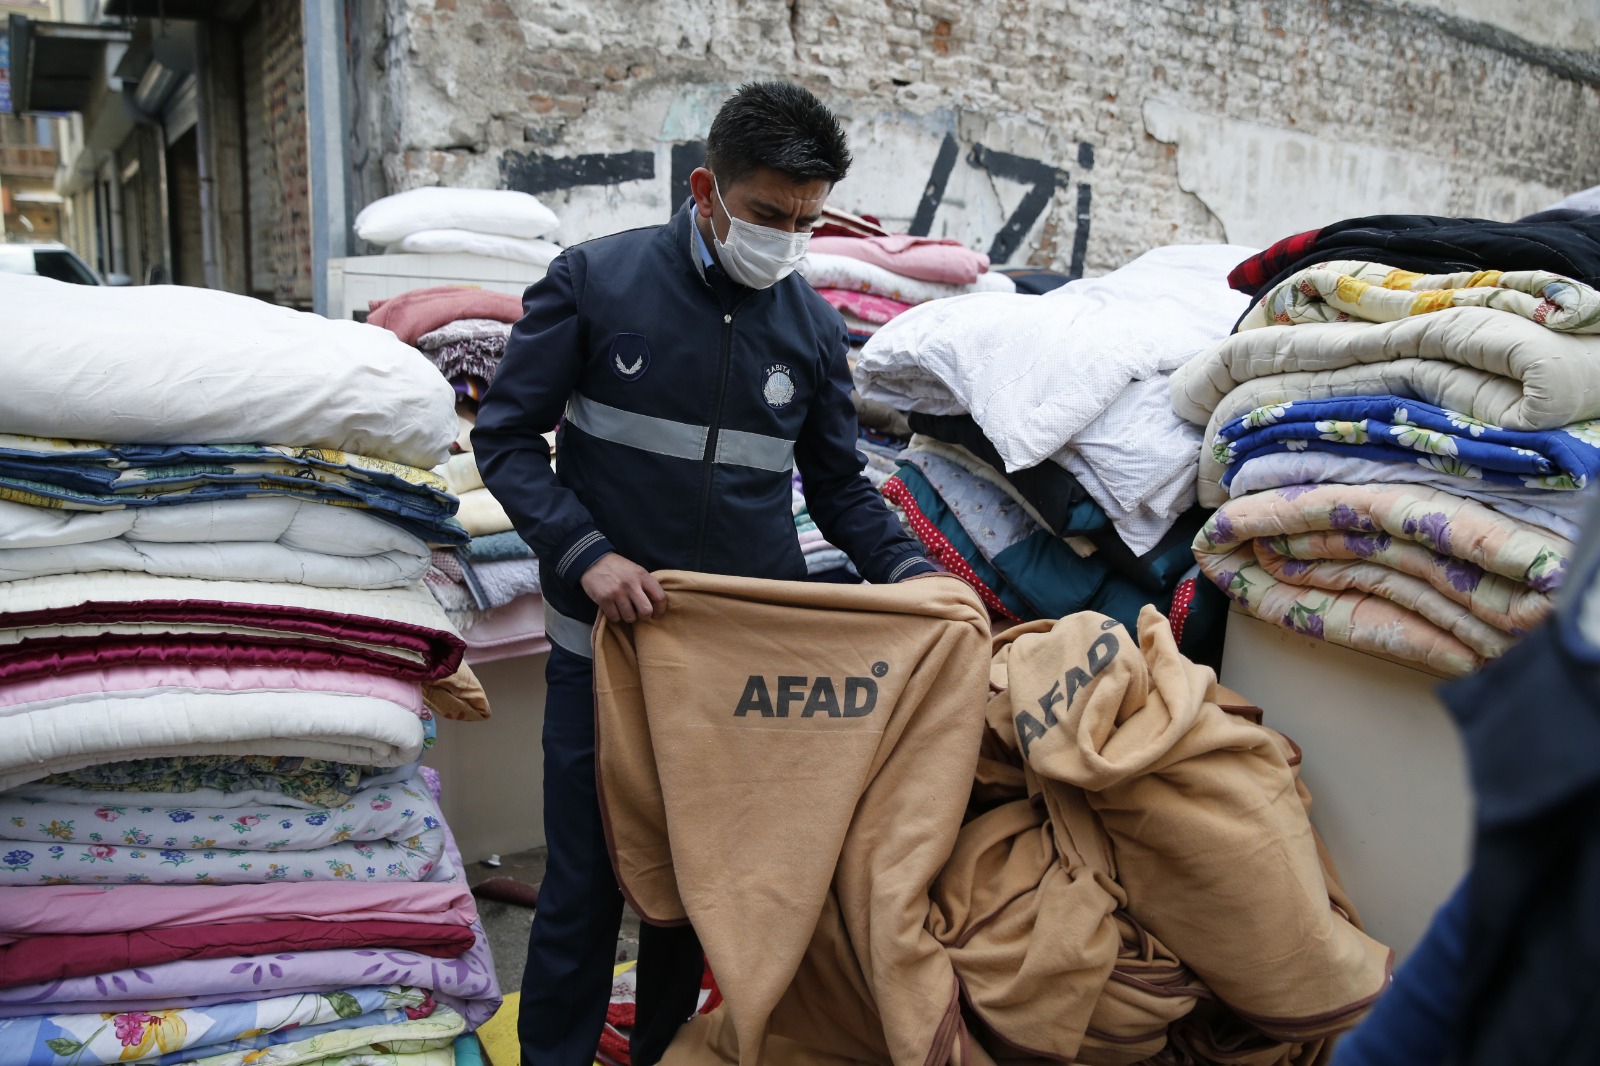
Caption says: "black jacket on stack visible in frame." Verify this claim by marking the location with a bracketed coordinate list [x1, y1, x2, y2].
[1231, 214, 1600, 326]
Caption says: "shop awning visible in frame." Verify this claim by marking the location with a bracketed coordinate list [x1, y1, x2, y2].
[7, 15, 131, 114]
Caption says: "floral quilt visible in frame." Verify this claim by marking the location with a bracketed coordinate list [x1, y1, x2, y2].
[1213, 396, 1600, 491]
[28, 755, 404, 811]
[1193, 482, 1572, 676]
[0, 929, 499, 1027]
[1239, 260, 1600, 333]
[0, 984, 435, 1066]
[0, 437, 463, 546]
[0, 777, 449, 886]
[181, 1003, 463, 1066]
[1226, 451, 1595, 542]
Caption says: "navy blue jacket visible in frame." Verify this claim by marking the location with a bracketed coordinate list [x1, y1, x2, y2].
[474, 199, 931, 646]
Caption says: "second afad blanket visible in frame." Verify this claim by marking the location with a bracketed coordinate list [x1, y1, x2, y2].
[594, 572, 991, 1066]
[942, 608, 1390, 1065]
[1193, 483, 1572, 676]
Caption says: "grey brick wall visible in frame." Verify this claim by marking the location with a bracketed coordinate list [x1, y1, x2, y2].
[357, 0, 1600, 274]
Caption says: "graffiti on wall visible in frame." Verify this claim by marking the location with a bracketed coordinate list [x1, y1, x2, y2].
[500, 104, 1093, 276]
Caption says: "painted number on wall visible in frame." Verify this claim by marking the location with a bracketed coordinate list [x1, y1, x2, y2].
[502, 133, 1092, 277]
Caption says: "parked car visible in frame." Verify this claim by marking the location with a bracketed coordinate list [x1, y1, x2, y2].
[0, 243, 128, 285]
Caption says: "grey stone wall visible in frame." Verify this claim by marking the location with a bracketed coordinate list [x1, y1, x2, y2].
[354, 0, 1600, 274]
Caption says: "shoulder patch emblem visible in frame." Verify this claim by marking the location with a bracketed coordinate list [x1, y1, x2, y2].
[763, 363, 796, 409]
[609, 333, 651, 381]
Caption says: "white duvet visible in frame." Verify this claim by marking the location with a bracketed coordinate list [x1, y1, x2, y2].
[0, 689, 426, 791]
[0, 571, 458, 631]
[0, 274, 457, 468]
[854, 243, 1253, 552]
[391, 228, 561, 267]
[798, 252, 1016, 304]
[0, 498, 429, 587]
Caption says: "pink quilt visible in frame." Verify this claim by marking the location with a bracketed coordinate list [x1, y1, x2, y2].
[1193, 482, 1571, 676]
[367, 286, 525, 347]
[0, 661, 423, 715]
[809, 235, 991, 285]
[815, 288, 915, 326]
[0, 768, 502, 1021]
[0, 869, 473, 941]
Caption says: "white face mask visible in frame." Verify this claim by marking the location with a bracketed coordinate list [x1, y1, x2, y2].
[710, 178, 811, 289]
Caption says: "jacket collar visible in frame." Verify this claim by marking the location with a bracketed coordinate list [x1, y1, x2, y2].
[672, 195, 762, 306]
[670, 197, 711, 282]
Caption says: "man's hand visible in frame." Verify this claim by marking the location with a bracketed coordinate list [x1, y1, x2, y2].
[580, 552, 668, 624]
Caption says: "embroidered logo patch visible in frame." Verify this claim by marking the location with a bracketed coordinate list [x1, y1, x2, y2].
[762, 364, 796, 409]
[609, 333, 651, 381]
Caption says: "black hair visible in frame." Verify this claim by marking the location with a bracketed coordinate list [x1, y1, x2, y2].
[704, 81, 852, 186]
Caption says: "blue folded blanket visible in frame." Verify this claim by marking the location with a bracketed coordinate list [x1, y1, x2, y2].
[1214, 396, 1600, 492]
[0, 438, 466, 545]
[465, 530, 534, 562]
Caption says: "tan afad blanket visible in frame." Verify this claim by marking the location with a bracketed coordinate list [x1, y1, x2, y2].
[969, 608, 1392, 1061]
[422, 660, 491, 721]
[596, 571, 992, 1066]
[607, 577, 1390, 1065]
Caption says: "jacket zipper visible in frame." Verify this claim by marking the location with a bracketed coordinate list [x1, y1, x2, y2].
[693, 299, 747, 569]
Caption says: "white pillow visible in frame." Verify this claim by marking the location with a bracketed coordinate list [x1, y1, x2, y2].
[798, 253, 1016, 305]
[390, 228, 561, 268]
[0, 273, 457, 469]
[355, 187, 559, 243]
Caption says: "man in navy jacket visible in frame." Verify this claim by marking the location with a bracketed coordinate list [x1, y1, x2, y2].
[475, 81, 935, 1065]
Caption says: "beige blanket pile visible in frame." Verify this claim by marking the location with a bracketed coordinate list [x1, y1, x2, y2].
[965, 608, 1392, 1063]
[597, 571, 991, 1065]
[597, 577, 1391, 1065]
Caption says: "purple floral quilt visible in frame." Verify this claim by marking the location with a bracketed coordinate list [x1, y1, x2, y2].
[1193, 481, 1572, 675]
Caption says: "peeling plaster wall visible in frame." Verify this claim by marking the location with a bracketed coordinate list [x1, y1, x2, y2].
[354, 0, 1600, 275]
[1142, 100, 1571, 250]
[1408, 0, 1600, 51]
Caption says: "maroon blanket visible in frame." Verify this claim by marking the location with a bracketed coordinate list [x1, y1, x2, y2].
[0, 919, 474, 988]
[0, 598, 464, 683]
[367, 286, 524, 347]
[0, 635, 452, 686]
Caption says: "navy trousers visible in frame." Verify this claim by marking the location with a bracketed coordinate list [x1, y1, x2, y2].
[518, 645, 706, 1066]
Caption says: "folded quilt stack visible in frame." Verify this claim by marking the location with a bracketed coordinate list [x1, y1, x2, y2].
[0, 274, 500, 1066]
[796, 231, 1007, 346]
[1174, 215, 1600, 675]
